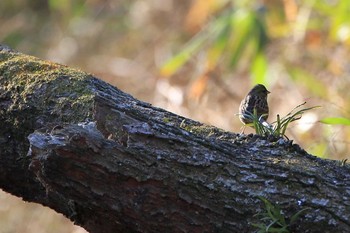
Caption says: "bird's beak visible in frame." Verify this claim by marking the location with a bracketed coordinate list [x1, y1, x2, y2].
[267, 90, 270, 94]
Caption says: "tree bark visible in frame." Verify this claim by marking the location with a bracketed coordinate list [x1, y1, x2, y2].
[0, 45, 349, 233]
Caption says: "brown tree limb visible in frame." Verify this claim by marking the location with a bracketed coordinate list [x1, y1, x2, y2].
[0, 45, 349, 233]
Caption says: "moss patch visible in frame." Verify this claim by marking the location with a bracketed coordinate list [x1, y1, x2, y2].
[0, 50, 95, 124]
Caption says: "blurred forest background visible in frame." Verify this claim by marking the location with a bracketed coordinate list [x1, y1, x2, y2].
[2, 0, 350, 232]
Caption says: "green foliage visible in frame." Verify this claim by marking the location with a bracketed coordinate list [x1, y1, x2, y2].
[320, 117, 350, 125]
[161, 27, 210, 76]
[247, 102, 319, 138]
[270, 103, 320, 138]
[251, 52, 268, 85]
[161, 4, 268, 83]
[48, 0, 86, 15]
[252, 197, 310, 233]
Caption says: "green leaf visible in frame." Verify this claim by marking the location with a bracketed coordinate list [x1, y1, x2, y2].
[161, 11, 231, 76]
[229, 10, 254, 67]
[251, 223, 267, 230]
[206, 17, 231, 68]
[48, 0, 69, 11]
[320, 117, 350, 125]
[251, 52, 267, 84]
[253, 15, 268, 51]
[161, 34, 207, 76]
[290, 207, 310, 224]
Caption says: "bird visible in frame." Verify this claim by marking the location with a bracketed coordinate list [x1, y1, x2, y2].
[239, 84, 270, 126]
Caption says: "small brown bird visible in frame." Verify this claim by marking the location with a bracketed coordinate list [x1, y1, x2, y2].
[239, 84, 270, 125]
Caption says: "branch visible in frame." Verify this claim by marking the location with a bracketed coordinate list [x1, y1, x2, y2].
[0, 45, 349, 233]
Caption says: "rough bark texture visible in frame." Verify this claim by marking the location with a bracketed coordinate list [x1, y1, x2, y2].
[0, 45, 349, 233]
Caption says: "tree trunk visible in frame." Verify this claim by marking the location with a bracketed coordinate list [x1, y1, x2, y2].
[0, 45, 349, 233]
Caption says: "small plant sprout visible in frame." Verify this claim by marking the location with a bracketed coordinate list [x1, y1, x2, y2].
[239, 108, 271, 135]
[244, 102, 319, 138]
[252, 197, 310, 233]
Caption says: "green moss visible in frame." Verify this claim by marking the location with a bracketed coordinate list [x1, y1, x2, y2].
[162, 117, 171, 123]
[0, 50, 96, 131]
[179, 119, 224, 138]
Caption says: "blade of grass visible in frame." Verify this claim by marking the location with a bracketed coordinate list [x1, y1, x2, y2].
[290, 207, 310, 224]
